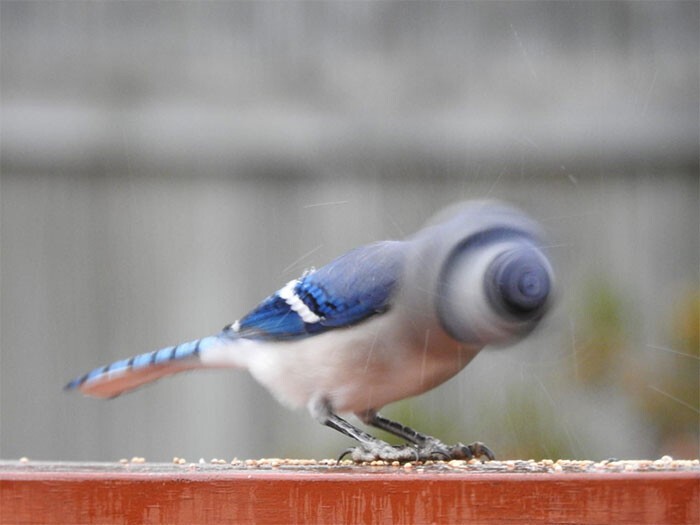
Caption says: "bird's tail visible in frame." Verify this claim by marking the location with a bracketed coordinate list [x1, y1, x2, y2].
[64, 333, 241, 399]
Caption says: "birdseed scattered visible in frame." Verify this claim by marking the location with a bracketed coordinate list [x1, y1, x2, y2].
[209, 456, 700, 473]
[5, 456, 698, 474]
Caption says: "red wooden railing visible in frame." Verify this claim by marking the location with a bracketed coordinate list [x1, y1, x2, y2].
[1, 459, 698, 524]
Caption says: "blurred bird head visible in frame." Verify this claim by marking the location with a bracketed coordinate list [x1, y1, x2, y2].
[406, 200, 554, 346]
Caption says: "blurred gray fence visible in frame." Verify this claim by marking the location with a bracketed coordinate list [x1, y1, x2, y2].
[1, 1, 698, 462]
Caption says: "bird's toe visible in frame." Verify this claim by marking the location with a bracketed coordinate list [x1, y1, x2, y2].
[341, 442, 419, 463]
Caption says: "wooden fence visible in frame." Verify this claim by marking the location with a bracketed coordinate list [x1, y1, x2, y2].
[1, 460, 698, 524]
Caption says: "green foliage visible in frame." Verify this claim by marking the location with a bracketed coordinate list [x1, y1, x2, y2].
[486, 382, 573, 460]
[632, 290, 699, 457]
[573, 277, 628, 386]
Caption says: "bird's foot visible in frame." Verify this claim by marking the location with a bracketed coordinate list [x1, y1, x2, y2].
[339, 439, 494, 463]
[414, 438, 496, 461]
[339, 442, 419, 463]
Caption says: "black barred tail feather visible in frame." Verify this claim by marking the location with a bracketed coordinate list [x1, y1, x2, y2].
[65, 335, 227, 399]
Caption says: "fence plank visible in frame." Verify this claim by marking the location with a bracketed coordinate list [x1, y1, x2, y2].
[1, 461, 698, 524]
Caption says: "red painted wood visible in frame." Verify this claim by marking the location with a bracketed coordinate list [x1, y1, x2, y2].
[1, 463, 698, 524]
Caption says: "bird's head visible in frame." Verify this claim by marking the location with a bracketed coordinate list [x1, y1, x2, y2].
[407, 201, 555, 346]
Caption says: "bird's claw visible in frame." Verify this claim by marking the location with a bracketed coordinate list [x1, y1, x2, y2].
[340, 439, 495, 463]
[339, 442, 419, 463]
[435, 440, 496, 461]
[412, 439, 495, 461]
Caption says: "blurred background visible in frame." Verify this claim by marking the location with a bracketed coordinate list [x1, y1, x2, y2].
[1, 1, 698, 463]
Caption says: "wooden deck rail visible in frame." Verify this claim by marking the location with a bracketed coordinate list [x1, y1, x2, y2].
[1, 459, 698, 524]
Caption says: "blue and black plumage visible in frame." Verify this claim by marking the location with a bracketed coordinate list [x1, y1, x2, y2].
[66, 200, 554, 461]
[64, 337, 217, 398]
[234, 242, 403, 340]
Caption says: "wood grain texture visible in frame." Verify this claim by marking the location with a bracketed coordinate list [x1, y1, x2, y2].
[1, 462, 698, 524]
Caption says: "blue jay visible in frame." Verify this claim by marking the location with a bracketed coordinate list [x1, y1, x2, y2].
[66, 200, 554, 462]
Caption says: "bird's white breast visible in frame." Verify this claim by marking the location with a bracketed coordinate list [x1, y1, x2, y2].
[244, 310, 482, 415]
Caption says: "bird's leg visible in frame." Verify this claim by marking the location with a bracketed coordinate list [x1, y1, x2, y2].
[310, 398, 418, 462]
[360, 409, 495, 461]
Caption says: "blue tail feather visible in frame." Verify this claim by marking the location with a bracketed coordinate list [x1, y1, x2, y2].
[65, 335, 219, 398]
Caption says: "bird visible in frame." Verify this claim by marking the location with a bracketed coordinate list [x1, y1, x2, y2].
[66, 200, 554, 462]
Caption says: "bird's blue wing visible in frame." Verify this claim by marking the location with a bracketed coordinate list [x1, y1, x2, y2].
[230, 241, 405, 341]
